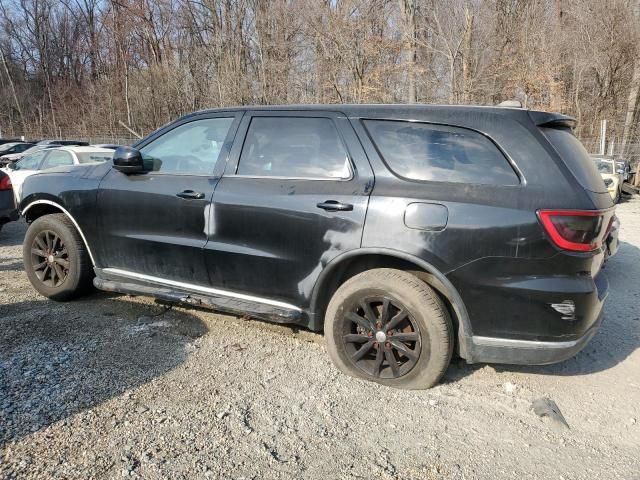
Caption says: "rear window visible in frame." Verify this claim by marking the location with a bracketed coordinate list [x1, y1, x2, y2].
[363, 120, 518, 185]
[541, 127, 607, 193]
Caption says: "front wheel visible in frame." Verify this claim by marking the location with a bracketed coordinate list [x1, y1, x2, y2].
[325, 268, 454, 389]
[23, 213, 94, 301]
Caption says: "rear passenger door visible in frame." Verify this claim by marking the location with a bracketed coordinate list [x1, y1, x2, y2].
[205, 111, 374, 307]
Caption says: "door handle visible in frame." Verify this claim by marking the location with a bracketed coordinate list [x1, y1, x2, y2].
[317, 200, 353, 212]
[176, 190, 205, 200]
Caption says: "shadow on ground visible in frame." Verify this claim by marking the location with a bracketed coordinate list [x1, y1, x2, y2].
[444, 239, 640, 382]
[0, 292, 208, 446]
[0, 218, 26, 249]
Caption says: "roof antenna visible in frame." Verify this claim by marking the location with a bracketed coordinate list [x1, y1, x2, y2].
[497, 100, 523, 108]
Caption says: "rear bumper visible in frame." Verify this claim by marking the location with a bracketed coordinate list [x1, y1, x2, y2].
[466, 272, 608, 365]
[468, 310, 603, 364]
[605, 216, 620, 259]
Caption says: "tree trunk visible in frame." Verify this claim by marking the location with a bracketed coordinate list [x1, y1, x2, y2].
[0, 46, 25, 131]
[399, 0, 417, 103]
[461, 7, 474, 104]
[620, 56, 640, 158]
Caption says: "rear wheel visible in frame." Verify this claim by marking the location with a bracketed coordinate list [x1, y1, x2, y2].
[325, 268, 453, 389]
[23, 213, 93, 301]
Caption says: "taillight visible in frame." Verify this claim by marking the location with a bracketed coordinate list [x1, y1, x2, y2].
[0, 175, 11, 191]
[538, 209, 613, 252]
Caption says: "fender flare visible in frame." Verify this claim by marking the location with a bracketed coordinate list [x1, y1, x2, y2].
[21, 199, 96, 266]
[310, 247, 473, 359]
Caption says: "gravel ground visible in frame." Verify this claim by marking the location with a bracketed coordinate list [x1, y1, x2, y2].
[1, 199, 640, 479]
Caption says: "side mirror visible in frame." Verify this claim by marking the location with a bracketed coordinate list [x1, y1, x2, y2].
[7, 162, 16, 170]
[112, 146, 145, 174]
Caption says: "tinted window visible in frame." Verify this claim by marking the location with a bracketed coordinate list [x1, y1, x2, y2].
[237, 117, 350, 179]
[140, 117, 234, 175]
[364, 120, 518, 185]
[40, 150, 74, 169]
[542, 128, 607, 193]
[15, 151, 47, 170]
[15, 143, 33, 153]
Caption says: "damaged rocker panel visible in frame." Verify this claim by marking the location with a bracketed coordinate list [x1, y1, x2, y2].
[94, 269, 303, 324]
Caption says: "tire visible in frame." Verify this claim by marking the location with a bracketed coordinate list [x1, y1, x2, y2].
[23, 213, 94, 301]
[325, 268, 454, 389]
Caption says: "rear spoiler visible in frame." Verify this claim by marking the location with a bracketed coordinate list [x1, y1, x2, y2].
[528, 111, 576, 129]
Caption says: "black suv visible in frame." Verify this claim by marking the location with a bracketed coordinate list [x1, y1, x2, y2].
[18, 105, 617, 389]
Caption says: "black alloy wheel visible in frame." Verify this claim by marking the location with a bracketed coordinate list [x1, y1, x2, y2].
[30, 230, 70, 287]
[342, 296, 422, 379]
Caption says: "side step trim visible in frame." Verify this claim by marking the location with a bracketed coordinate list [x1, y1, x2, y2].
[101, 267, 302, 312]
[472, 335, 580, 350]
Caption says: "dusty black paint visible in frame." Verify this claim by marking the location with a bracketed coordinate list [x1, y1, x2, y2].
[19, 104, 615, 364]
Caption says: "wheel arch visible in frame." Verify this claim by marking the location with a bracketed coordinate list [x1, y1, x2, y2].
[310, 248, 473, 359]
[21, 198, 96, 266]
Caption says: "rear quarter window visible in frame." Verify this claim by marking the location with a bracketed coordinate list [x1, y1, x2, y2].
[363, 120, 519, 185]
[540, 127, 607, 194]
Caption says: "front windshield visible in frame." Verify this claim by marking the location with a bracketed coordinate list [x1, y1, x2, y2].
[595, 160, 614, 174]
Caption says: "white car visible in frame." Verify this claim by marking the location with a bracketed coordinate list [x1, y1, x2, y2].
[1, 146, 113, 202]
[593, 158, 623, 203]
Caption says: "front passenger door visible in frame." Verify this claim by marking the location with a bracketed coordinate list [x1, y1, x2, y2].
[96, 113, 241, 285]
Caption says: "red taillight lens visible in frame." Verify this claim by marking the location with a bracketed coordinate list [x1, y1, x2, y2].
[0, 175, 12, 191]
[538, 209, 613, 252]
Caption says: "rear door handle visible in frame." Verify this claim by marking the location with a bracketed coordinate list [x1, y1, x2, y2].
[176, 190, 205, 200]
[317, 200, 353, 212]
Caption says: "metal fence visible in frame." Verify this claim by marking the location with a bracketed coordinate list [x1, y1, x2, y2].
[581, 138, 640, 168]
[10, 131, 138, 146]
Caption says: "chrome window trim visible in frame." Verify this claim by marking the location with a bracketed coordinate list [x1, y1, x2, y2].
[102, 268, 303, 312]
[21, 199, 96, 266]
[229, 174, 352, 182]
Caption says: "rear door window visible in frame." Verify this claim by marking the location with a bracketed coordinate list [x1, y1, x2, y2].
[541, 127, 607, 193]
[363, 120, 518, 185]
[237, 117, 351, 179]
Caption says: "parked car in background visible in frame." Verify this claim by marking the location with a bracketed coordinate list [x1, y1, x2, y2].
[3, 146, 113, 201]
[0, 142, 35, 165]
[17, 105, 616, 390]
[0, 138, 25, 146]
[0, 170, 18, 232]
[615, 159, 631, 182]
[593, 157, 623, 202]
[36, 139, 90, 147]
[1, 143, 61, 163]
